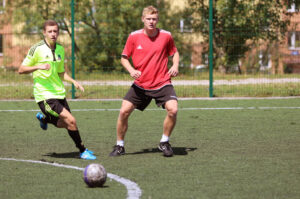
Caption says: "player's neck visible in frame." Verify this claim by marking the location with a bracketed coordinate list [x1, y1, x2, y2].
[144, 28, 158, 38]
[45, 39, 56, 49]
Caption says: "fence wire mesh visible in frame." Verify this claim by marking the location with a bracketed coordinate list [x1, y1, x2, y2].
[0, 0, 300, 99]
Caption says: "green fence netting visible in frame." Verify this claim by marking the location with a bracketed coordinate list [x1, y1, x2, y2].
[0, 0, 299, 99]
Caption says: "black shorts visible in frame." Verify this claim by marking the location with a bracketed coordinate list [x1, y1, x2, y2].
[124, 84, 177, 111]
[37, 98, 71, 126]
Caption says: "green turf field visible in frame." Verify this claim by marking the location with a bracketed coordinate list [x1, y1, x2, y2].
[0, 99, 299, 199]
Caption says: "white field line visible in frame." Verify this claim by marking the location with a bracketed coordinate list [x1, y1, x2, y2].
[0, 157, 142, 199]
[1, 107, 300, 112]
[1, 96, 300, 102]
[2, 78, 300, 87]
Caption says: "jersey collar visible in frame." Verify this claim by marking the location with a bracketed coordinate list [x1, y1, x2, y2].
[44, 39, 56, 51]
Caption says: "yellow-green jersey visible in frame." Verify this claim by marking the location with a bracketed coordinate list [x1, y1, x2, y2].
[22, 40, 66, 102]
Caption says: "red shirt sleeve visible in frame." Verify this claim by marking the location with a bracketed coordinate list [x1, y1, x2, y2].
[122, 34, 133, 58]
[167, 34, 177, 56]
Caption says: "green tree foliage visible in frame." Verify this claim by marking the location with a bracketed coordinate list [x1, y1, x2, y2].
[4, 0, 188, 73]
[187, 0, 290, 73]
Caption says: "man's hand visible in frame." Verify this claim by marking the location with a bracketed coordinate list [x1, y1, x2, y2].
[121, 56, 141, 80]
[39, 63, 51, 70]
[130, 69, 142, 79]
[168, 65, 179, 77]
[73, 81, 85, 92]
[60, 70, 84, 92]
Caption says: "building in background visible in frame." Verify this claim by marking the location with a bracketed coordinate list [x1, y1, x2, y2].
[282, 1, 300, 73]
[166, 0, 207, 70]
[0, 0, 71, 69]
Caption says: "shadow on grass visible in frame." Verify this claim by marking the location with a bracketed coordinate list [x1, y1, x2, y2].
[85, 185, 109, 189]
[43, 152, 79, 159]
[127, 147, 197, 156]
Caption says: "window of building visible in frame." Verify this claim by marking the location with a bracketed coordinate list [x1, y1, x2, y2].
[288, 0, 300, 12]
[288, 31, 300, 49]
[0, 0, 5, 13]
[0, 34, 3, 56]
[25, 20, 39, 33]
[259, 50, 271, 71]
[0, 0, 4, 7]
[180, 17, 193, 33]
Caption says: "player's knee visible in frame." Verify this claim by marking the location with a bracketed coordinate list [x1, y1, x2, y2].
[68, 118, 77, 129]
[167, 107, 178, 118]
[119, 108, 131, 119]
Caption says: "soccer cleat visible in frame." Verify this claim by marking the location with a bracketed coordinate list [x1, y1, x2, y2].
[85, 149, 94, 154]
[109, 145, 125, 156]
[158, 141, 174, 157]
[36, 112, 48, 130]
[80, 149, 97, 160]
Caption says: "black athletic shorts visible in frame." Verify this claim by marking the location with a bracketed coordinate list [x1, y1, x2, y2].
[37, 98, 71, 126]
[124, 84, 178, 111]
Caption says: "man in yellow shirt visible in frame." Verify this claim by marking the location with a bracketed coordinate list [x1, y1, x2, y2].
[19, 20, 96, 160]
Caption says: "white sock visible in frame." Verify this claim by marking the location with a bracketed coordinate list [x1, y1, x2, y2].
[160, 134, 169, 143]
[117, 140, 124, 147]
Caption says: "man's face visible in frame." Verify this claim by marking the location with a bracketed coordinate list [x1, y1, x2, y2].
[43, 25, 59, 45]
[142, 13, 158, 30]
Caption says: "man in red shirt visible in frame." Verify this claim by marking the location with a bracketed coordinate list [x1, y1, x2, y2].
[109, 5, 180, 157]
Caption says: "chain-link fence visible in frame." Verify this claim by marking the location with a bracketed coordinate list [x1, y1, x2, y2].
[0, 0, 299, 99]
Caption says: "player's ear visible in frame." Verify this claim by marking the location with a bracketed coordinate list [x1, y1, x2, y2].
[57, 25, 60, 35]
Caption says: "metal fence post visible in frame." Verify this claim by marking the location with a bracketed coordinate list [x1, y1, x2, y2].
[70, 0, 75, 99]
[209, 0, 214, 97]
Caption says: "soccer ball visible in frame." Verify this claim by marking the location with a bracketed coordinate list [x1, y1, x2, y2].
[83, 163, 107, 187]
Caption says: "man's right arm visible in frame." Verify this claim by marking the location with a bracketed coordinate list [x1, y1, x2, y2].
[18, 63, 50, 74]
[121, 55, 141, 79]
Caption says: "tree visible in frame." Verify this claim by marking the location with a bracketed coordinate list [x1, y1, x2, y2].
[4, 0, 188, 73]
[187, 0, 290, 73]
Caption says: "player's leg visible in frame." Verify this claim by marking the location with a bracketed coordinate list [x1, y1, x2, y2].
[57, 108, 84, 152]
[117, 100, 136, 141]
[42, 99, 95, 160]
[57, 107, 96, 160]
[36, 99, 95, 159]
[57, 107, 77, 130]
[153, 85, 178, 157]
[158, 99, 178, 157]
[109, 100, 135, 156]
[163, 99, 178, 137]
[110, 85, 151, 157]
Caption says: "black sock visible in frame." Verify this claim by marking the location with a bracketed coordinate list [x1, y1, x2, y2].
[42, 116, 48, 124]
[67, 130, 86, 153]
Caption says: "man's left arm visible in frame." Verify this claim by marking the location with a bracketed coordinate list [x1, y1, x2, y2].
[59, 69, 84, 92]
[168, 51, 180, 77]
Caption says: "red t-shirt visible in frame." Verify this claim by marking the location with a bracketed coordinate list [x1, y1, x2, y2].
[122, 29, 177, 90]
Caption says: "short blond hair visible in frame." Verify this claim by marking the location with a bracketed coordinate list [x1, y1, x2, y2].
[142, 6, 159, 17]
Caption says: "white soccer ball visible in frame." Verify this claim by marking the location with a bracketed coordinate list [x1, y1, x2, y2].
[83, 163, 107, 187]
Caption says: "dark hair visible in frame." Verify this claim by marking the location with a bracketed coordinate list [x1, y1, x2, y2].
[43, 20, 59, 31]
